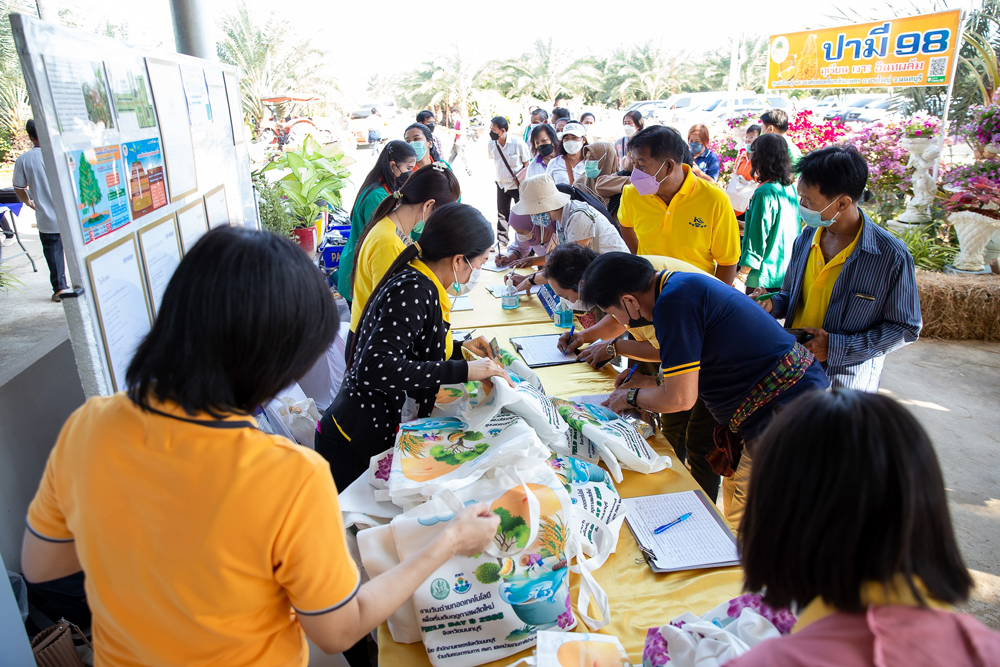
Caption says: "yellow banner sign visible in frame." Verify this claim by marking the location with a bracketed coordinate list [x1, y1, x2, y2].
[767, 10, 962, 90]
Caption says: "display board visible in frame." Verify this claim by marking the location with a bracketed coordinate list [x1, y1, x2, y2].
[767, 10, 962, 90]
[12, 13, 259, 396]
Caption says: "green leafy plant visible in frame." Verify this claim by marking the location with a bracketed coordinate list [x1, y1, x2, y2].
[0, 265, 23, 293]
[259, 135, 353, 228]
[252, 173, 296, 240]
[890, 224, 958, 271]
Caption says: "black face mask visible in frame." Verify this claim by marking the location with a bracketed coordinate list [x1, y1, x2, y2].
[395, 169, 411, 187]
[489, 130, 500, 141]
[623, 299, 652, 328]
[426, 122, 436, 133]
[537, 144, 554, 157]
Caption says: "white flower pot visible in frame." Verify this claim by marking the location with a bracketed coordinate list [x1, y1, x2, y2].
[948, 210, 1000, 272]
[896, 137, 939, 224]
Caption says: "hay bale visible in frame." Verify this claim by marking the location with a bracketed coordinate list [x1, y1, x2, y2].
[916, 269, 1000, 340]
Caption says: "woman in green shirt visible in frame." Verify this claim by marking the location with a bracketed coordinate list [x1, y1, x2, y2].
[738, 133, 800, 293]
[337, 140, 415, 302]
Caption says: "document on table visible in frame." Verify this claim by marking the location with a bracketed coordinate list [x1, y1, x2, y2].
[486, 283, 542, 298]
[509, 334, 580, 368]
[450, 295, 473, 311]
[480, 257, 508, 273]
[624, 490, 739, 573]
[570, 394, 611, 406]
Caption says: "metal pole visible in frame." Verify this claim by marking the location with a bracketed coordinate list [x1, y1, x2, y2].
[933, 10, 967, 182]
[728, 37, 741, 93]
[169, 0, 215, 60]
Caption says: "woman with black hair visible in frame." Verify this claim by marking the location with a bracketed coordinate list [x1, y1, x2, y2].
[737, 133, 800, 294]
[20, 227, 500, 666]
[526, 123, 560, 179]
[317, 203, 511, 490]
[337, 140, 416, 302]
[615, 110, 644, 170]
[547, 121, 588, 186]
[405, 122, 447, 171]
[731, 389, 1000, 666]
[347, 163, 461, 346]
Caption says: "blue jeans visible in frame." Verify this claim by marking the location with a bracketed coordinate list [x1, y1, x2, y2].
[39, 231, 68, 293]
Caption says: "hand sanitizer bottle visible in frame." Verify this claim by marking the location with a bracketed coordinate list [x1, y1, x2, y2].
[554, 298, 573, 328]
[501, 276, 519, 310]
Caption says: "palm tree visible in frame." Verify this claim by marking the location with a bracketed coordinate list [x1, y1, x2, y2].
[613, 43, 698, 102]
[700, 35, 770, 92]
[488, 38, 602, 105]
[398, 48, 481, 127]
[0, 1, 33, 156]
[216, 2, 335, 131]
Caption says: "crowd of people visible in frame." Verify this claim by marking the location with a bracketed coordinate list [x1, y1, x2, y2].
[18, 102, 998, 667]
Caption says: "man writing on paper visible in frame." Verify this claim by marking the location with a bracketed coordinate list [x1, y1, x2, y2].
[581, 253, 829, 527]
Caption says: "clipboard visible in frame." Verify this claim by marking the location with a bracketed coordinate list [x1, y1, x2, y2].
[509, 334, 582, 368]
[624, 489, 740, 573]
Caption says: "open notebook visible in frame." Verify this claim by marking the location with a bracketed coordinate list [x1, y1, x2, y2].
[624, 490, 739, 573]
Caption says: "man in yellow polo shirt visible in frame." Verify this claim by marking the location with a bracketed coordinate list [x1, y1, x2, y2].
[759, 146, 921, 391]
[545, 243, 724, 502]
[618, 125, 741, 285]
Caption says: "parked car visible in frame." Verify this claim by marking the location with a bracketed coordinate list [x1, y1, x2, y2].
[823, 94, 887, 121]
[843, 98, 904, 123]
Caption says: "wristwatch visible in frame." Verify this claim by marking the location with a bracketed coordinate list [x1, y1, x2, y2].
[605, 339, 617, 358]
[626, 387, 640, 407]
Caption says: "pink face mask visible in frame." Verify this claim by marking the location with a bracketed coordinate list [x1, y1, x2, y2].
[630, 160, 667, 196]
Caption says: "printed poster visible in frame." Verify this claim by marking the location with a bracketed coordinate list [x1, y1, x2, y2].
[181, 66, 212, 124]
[106, 59, 157, 131]
[767, 10, 962, 89]
[44, 56, 115, 133]
[67, 145, 131, 244]
[121, 138, 168, 218]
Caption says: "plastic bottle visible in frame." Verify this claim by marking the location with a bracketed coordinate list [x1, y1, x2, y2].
[501, 276, 519, 310]
[554, 298, 573, 328]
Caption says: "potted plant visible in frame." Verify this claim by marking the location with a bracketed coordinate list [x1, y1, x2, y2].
[252, 173, 296, 240]
[259, 135, 354, 255]
[938, 176, 1000, 272]
[964, 103, 1000, 155]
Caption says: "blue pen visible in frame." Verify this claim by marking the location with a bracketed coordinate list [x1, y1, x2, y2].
[563, 324, 575, 356]
[653, 512, 692, 535]
[623, 364, 638, 385]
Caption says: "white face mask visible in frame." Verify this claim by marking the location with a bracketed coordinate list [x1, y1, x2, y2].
[563, 139, 584, 155]
[623, 125, 637, 137]
[451, 257, 481, 296]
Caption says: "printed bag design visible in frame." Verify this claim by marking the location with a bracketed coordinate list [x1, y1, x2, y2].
[494, 375, 567, 446]
[551, 398, 670, 482]
[432, 379, 504, 432]
[546, 455, 625, 567]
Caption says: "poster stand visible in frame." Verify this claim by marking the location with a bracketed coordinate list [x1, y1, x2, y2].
[12, 13, 259, 397]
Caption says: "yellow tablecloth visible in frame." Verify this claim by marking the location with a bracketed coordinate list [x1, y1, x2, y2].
[377, 321, 744, 666]
[450, 266, 557, 330]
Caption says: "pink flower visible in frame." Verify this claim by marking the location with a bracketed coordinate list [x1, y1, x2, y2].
[643, 628, 669, 667]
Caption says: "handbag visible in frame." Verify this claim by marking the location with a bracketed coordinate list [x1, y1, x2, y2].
[31, 619, 91, 667]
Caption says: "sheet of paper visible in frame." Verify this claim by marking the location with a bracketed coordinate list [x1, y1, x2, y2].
[510, 334, 580, 367]
[204, 186, 230, 228]
[137, 216, 181, 315]
[176, 202, 208, 252]
[66, 145, 131, 244]
[486, 283, 542, 298]
[89, 237, 151, 390]
[480, 257, 509, 272]
[106, 58, 157, 131]
[146, 60, 198, 198]
[204, 69, 232, 143]
[624, 491, 738, 571]
[450, 294, 473, 311]
[120, 138, 169, 219]
[181, 65, 212, 124]
[44, 56, 115, 133]
[570, 394, 611, 406]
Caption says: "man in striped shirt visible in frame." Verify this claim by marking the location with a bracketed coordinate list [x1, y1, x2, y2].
[758, 145, 922, 392]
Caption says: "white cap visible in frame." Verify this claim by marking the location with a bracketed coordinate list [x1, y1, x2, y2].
[561, 122, 586, 138]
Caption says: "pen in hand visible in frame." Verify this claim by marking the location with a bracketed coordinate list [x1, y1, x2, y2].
[653, 512, 692, 535]
[563, 324, 574, 356]
[752, 292, 773, 302]
[622, 364, 637, 386]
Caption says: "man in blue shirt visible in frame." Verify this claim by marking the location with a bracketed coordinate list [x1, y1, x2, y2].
[582, 253, 829, 527]
[755, 146, 921, 392]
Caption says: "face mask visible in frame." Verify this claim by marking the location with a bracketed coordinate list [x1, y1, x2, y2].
[799, 199, 841, 228]
[629, 161, 667, 196]
[623, 125, 636, 137]
[489, 130, 500, 141]
[563, 139, 584, 155]
[536, 143, 554, 157]
[451, 256, 480, 295]
[623, 298, 652, 328]
[410, 219, 424, 241]
[409, 140, 427, 161]
[530, 211, 552, 227]
[584, 160, 601, 178]
[395, 168, 411, 187]
[689, 142, 703, 154]
[426, 122, 436, 133]
[745, 143, 754, 154]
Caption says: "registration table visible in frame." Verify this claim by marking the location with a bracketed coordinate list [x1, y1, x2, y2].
[449, 263, 555, 330]
[378, 307, 744, 666]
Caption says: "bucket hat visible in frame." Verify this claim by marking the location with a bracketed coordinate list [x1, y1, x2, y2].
[511, 174, 571, 215]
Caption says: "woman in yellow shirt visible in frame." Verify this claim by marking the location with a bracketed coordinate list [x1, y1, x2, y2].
[347, 163, 460, 352]
[21, 227, 498, 666]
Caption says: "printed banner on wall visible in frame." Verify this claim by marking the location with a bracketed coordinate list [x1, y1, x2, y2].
[67, 145, 131, 244]
[767, 10, 962, 90]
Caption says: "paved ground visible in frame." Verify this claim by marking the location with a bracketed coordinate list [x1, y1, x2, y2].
[1, 125, 997, 658]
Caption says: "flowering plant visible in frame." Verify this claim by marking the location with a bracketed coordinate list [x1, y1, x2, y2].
[941, 160, 1000, 192]
[725, 110, 760, 130]
[787, 109, 850, 154]
[963, 104, 1000, 149]
[850, 121, 910, 220]
[900, 112, 940, 139]
[714, 134, 742, 187]
[938, 176, 1000, 220]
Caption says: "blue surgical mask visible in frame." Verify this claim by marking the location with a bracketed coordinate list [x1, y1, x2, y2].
[530, 212, 552, 227]
[584, 160, 601, 178]
[409, 140, 427, 161]
[689, 142, 703, 155]
[799, 198, 841, 228]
